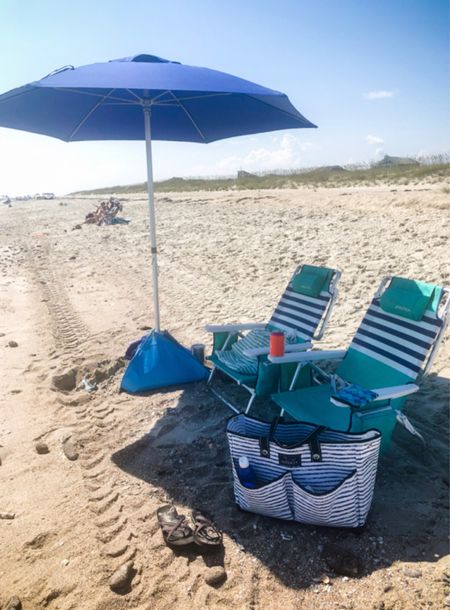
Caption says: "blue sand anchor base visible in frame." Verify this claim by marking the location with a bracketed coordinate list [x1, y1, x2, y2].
[121, 330, 209, 393]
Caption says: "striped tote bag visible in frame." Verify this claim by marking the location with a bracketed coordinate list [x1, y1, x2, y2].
[227, 414, 381, 528]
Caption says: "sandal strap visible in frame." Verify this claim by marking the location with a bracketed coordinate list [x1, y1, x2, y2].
[193, 514, 209, 525]
[164, 515, 190, 541]
[194, 521, 222, 543]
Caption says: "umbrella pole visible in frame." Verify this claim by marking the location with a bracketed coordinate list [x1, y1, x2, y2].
[143, 105, 161, 332]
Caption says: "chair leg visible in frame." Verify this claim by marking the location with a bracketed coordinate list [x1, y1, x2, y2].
[244, 393, 256, 414]
[209, 386, 240, 414]
[207, 366, 216, 384]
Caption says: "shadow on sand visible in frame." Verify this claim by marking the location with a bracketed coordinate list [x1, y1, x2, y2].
[112, 373, 449, 589]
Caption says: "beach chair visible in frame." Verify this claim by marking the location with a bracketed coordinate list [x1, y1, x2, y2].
[269, 276, 450, 452]
[205, 264, 341, 413]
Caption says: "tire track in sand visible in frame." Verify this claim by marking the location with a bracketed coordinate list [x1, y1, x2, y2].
[23, 234, 144, 599]
[27, 241, 90, 351]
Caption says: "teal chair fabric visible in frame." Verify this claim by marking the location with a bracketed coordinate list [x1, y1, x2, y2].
[272, 277, 446, 452]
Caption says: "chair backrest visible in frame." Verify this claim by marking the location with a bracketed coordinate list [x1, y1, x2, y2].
[337, 276, 449, 389]
[268, 264, 341, 341]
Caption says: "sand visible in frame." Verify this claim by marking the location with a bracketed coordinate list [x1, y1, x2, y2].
[0, 185, 449, 610]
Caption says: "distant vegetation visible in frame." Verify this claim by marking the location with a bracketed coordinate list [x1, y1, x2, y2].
[72, 153, 449, 195]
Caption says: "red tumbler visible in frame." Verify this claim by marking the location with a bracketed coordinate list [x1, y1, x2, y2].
[270, 331, 285, 357]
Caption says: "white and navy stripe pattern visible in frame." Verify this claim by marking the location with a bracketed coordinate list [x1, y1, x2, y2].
[233, 466, 293, 520]
[349, 298, 442, 379]
[215, 329, 270, 376]
[269, 286, 331, 340]
[227, 415, 381, 528]
[292, 467, 359, 527]
[215, 329, 295, 376]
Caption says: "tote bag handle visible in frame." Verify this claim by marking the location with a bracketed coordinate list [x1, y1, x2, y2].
[259, 416, 325, 462]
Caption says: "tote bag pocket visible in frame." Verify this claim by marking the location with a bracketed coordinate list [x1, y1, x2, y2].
[233, 464, 292, 520]
[227, 414, 381, 527]
[292, 467, 360, 527]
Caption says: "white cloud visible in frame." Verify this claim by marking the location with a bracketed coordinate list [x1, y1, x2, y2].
[190, 134, 319, 176]
[415, 148, 429, 160]
[365, 134, 384, 145]
[0, 129, 320, 194]
[364, 90, 394, 100]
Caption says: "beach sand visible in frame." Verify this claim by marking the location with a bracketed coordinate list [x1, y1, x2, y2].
[0, 185, 449, 609]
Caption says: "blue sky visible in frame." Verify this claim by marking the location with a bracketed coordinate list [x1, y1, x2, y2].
[0, 0, 448, 195]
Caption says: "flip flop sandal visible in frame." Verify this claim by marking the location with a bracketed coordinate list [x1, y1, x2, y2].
[157, 505, 195, 547]
[191, 510, 223, 547]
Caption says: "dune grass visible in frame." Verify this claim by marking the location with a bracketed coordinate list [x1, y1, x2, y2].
[73, 161, 449, 196]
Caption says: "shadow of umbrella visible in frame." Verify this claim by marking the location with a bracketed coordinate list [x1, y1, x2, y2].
[111, 373, 449, 589]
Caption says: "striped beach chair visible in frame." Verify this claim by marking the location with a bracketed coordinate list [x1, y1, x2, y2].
[269, 276, 450, 452]
[205, 264, 341, 413]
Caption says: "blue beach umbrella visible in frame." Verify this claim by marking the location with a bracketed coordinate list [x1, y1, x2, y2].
[0, 54, 316, 389]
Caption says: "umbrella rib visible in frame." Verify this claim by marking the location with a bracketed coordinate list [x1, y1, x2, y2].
[151, 90, 172, 103]
[167, 91, 206, 142]
[247, 94, 315, 125]
[125, 88, 143, 102]
[0, 88, 230, 106]
[0, 86, 36, 105]
[103, 101, 141, 106]
[68, 88, 117, 140]
[60, 88, 141, 104]
[154, 92, 233, 104]
[124, 89, 173, 104]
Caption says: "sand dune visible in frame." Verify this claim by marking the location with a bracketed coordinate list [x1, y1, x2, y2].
[0, 185, 449, 609]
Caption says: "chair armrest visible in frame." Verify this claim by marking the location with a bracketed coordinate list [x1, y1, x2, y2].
[372, 384, 419, 401]
[204, 323, 266, 333]
[268, 349, 346, 364]
[330, 383, 420, 409]
[243, 342, 313, 358]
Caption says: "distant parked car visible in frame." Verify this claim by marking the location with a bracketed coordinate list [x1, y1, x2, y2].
[43, 193, 55, 200]
[1, 195, 10, 204]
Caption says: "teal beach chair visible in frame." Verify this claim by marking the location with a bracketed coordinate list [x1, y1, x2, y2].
[205, 264, 341, 413]
[269, 276, 450, 452]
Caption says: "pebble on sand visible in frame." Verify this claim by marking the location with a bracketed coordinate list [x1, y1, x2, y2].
[204, 566, 227, 587]
[62, 438, 79, 461]
[0, 511, 16, 520]
[109, 560, 134, 592]
[6, 596, 22, 610]
[7, 340, 18, 348]
[402, 567, 422, 578]
[35, 441, 50, 454]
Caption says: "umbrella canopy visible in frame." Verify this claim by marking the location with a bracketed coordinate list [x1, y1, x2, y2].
[0, 53, 317, 334]
[0, 54, 316, 142]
